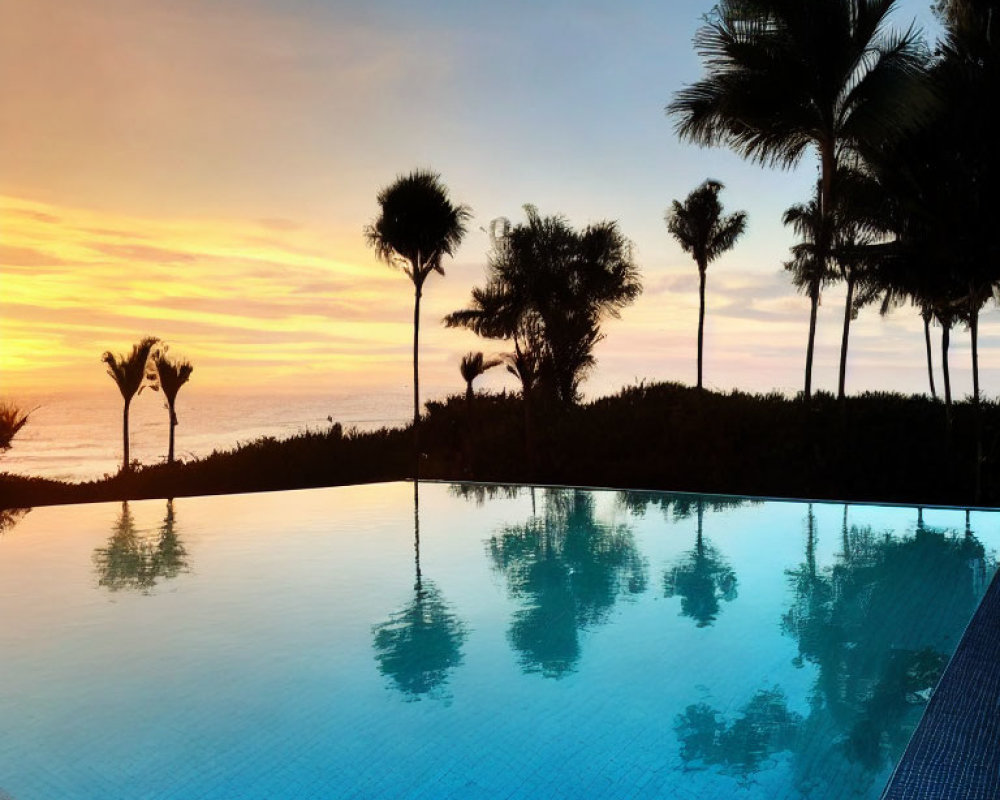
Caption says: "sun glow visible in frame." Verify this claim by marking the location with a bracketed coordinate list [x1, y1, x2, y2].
[0, 195, 439, 394]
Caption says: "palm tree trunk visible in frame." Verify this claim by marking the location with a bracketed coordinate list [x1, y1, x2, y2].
[809, 138, 834, 405]
[168, 404, 176, 464]
[941, 322, 952, 409]
[412, 282, 422, 468]
[838, 275, 855, 400]
[970, 302, 980, 405]
[923, 311, 937, 399]
[697, 265, 706, 390]
[804, 285, 819, 401]
[122, 397, 131, 472]
[970, 304, 982, 503]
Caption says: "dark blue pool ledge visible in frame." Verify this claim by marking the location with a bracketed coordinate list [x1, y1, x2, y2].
[881, 565, 1000, 799]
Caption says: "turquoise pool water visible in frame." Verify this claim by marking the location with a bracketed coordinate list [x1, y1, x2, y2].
[0, 482, 995, 799]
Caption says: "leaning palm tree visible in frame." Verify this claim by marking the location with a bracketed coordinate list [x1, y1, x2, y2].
[668, 0, 932, 398]
[364, 170, 471, 453]
[665, 179, 747, 389]
[102, 336, 158, 472]
[153, 349, 193, 464]
[0, 402, 31, 452]
[459, 351, 501, 408]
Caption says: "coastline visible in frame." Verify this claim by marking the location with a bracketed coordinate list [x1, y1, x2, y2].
[3, 382, 998, 511]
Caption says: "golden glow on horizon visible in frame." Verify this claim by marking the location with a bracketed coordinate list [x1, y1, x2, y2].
[0, 195, 454, 393]
[2, 191, 992, 401]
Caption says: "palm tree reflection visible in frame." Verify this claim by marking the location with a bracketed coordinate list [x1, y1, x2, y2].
[93, 500, 188, 593]
[623, 492, 746, 627]
[675, 687, 801, 786]
[780, 505, 993, 788]
[489, 489, 647, 678]
[372, 481, 467, 700]
[0, 507, 30, 535]
[663, 497, 738, 627]
[672, 504, 995, 791]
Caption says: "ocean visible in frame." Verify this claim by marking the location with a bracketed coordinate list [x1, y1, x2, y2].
[1, 388, 418, 483]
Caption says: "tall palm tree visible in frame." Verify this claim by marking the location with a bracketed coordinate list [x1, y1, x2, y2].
[665, 179, 747, 389]
[153, 349, 193, 465]
[364, 170, 471, 453]
[783, 191, 836, 398]
[102, 336, 158, 472]
[668, 0, 932, 398]
[827, 168, 887, 399]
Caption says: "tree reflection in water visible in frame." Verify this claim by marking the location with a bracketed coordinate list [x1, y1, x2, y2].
[675, 687, 801, 785]
[93, 500, 188, 593]
[662, 498, 738, 627]
[623, 492, 748, 627]
[489, 488, 647, 678]
[0, 507, 30, 535]
[674, 504, 994, 793]
[784, 505, 991, 781]
[372, 481, 467, 700]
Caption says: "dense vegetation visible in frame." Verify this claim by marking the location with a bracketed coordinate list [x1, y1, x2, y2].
[3, 382, 997, 509]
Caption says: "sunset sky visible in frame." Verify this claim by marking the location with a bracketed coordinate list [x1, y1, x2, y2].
[3, 0, 984, 403]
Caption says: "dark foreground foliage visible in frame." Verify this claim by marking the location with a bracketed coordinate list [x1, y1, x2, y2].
[2, 383, 998, 509]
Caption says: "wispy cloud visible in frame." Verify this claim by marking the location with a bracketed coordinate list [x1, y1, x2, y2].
[0, 195, 442, 392]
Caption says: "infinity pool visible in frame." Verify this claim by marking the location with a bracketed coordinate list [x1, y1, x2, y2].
[0, 482, 995, 799]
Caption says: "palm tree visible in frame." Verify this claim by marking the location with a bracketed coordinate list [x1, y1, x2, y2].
[665, 179, 747, 389]
[783, 190, 836, 398]
[827, 168, 887, 399]
[102, 336, 158, 472]
[364, 170, 471, 454]
[0, 402, 31, 452]
[458, 351, 501, 408]
[153, 349, 193, 465]
[668, 0, 931, 398]
[446, 206, 641, 406]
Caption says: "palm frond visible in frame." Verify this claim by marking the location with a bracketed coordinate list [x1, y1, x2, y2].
[364, 169, 471, 285]
[102, 336, 159, 401]
[153, 353, 194, 406]
[0, 402, 31, 451]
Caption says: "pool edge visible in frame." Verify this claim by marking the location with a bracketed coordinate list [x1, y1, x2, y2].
[881, 564, 1000, 799]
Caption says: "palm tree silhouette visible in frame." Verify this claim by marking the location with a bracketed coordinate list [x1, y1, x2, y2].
[0, 402, 31, 452]
[665, 180, 747, 390]
[152, 349, 193, 464]
[783, 190, 836, 398]
[102, 336, 158, 472]
[669, 0, 931, 398]
[364, 170, 471, 459]
[446, 205, 641, 406]
[459, 351, 500, 409]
